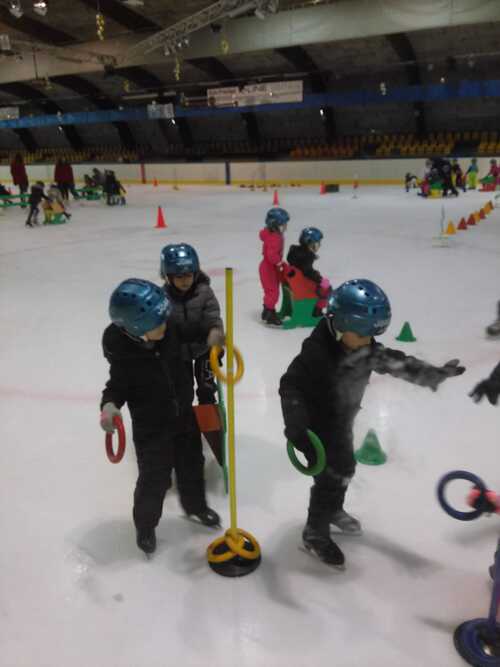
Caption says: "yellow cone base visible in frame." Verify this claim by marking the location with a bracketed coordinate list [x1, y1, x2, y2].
[207, 528, 261, 577]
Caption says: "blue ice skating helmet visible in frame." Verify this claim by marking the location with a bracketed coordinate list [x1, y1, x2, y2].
[265, 207, 289, 231]
[325, 279, 391, 337]
[109, 278, 172, 336]
[160, 243, 200, 278]
[299, 227, 323, 246]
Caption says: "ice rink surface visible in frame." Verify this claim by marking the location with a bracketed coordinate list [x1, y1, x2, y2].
[1, 184, 499, 666]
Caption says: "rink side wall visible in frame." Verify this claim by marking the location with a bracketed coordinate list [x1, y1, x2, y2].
[0, 157, 498, 187]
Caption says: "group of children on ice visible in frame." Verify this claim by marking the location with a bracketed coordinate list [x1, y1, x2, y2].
[99, 195, 500, 568]
[406, 156, 500, 197]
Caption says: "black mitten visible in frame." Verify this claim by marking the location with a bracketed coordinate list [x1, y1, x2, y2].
[470, 378, 500, 405]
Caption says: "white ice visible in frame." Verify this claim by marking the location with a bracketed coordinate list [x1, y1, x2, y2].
[1, 184, 499, 667]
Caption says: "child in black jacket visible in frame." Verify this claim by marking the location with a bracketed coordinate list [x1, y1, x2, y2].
[279, 279, 465, 567]
[25, 181, 49, 227]
[100, 278, 222, 555]
[286, 227, 330, 316]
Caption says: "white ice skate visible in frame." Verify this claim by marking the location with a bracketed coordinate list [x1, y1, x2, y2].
[329, 510, 362, 535]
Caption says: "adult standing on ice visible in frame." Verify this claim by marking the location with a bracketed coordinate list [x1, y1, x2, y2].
[279, 279, 465, 568]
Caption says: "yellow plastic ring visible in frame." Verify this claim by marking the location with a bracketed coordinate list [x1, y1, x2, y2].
[209, 346, 244, 384]
[207, 529, 261, 564]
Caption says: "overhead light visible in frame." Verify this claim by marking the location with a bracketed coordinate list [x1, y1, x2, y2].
[319, 108, 325, 117]
[171, 118, 176, 126]
[120, 0, 144, 6]
[33, 1, 47, 16]
[9, 1, 23, 18]
[57, 125, 63, 131]
[183, 37, 189, 47]
[440, 76, 446, 83]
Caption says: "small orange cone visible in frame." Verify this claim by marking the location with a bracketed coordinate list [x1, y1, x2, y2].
[155, 206, 167, 229]
[457, 217, 467, 230]
[320, 182, 326, 195]
[153, 178, 158, 187]
[480, 208, 486, 220]
[473, 211, 481, 222]
[467, 213, 476, 226]
[272, 190, 280, 206]
[445, 221, 456, 235]
[487, 200, 494, 212]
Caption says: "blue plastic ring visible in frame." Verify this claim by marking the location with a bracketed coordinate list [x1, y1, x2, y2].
[437, 470, 487, 521]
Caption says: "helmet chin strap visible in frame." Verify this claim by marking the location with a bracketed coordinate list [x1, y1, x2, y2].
[326, 317, 343, 341]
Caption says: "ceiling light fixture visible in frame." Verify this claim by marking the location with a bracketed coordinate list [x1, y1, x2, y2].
[9, 1, 23, 18]
[33, 0, 47, 16]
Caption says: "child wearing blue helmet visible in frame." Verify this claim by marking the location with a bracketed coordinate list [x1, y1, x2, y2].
[279, 279, 465, 567]
[160, 243, 225, 461]
[286, 227, 331, 316]
[100, 278, 221, 556]
[259, 207, 289, 326]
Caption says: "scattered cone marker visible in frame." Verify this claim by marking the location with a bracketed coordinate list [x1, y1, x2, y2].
[480, 208, 486, 220]
[445, 221, 456, 235]
[467, 213, 476, 226]
[457, 217, 467, 230]
[320, 182, 326, 195]
[396, 321, 417, 342]
[355, 429, 387, 466]
[272, 190, 280, 206]
[155, 206, 167, 229]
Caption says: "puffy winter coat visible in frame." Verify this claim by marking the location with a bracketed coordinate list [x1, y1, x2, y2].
[259, 228, 283, 267]
[286, 244, 322, 284]
[279, 318, 453, 445]
[165, 271, 223, 360]
[101, 320, 209, 441]
[10, 160, 28, 187]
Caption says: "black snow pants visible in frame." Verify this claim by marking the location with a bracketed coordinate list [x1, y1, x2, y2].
[185, 351, 218, 405]
[132, 410, 207, 530]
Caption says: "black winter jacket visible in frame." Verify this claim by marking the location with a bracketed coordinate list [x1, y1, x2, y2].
[28, 184, 49, 207]
[286, 244, 322, 284]
[280, 318, 449, 442]
[101, 321, 209, 439]
[165, 271, 223, 360]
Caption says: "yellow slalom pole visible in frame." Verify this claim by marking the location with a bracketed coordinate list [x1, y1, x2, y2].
[225, 268, 238, 541]
[206, 268, 261, 577]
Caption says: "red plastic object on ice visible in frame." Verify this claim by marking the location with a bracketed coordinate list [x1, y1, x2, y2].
[105, 416, 126, 463]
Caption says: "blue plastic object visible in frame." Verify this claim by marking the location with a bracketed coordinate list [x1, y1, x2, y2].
[437, 470, 487, 521]
[299, 227, 323, 246]
[265, 207, 289, 231]
[160, 243, 200, 278]
[109, 278, 171, 337]
[325, 279, 391, 337]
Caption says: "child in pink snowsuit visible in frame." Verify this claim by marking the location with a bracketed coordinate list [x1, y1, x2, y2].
[259, 207, 289, 326]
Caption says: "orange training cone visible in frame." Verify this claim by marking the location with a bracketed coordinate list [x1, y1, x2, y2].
[272, 190, 280, 206]
[153, 178, 158, 187]
[487, 200, 494, 212]
[445, 221, 456, 235]
[320, 182, 326, 195]
[155, 206, 167, 229]
[457, 217, 468, 231]
[467, 213, 476, 226]
[473, 211, 481, 222]
[480, 208, 486, 220]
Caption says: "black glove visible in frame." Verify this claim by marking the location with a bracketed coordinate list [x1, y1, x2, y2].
[470, 487, 499, 514]
[469, 378, 500, 405]
[425, 359, 466, 391]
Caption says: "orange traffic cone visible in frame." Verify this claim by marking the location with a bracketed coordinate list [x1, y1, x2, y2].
[272, 190, 280, 206]
[153, 178, 158, 187]
[480, 208, 486, 220]
[487, 200, 494, 212]
[445, 221, 456, 235]
[457, 217, 468, 230]
[467, 213, 476, 226]
[155, 206, 167, 229]
[320, 182, 326, 195]
[473, 211, 481, 222]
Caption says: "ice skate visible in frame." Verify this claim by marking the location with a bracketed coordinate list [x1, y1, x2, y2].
[261, 306, 270, 321]
[136, 527, 156, 555]
[265, 309, 282, 327]
[486, 303, 500, 337]
[329, 509, 362, 535]
[301, 524, 345, 569]
[187, 507, 221, 528]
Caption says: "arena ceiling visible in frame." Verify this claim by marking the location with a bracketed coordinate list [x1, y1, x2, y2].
[0, 0, 498, 148]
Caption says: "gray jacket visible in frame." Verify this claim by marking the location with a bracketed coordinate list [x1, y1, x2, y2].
[165, 272, 223, 360]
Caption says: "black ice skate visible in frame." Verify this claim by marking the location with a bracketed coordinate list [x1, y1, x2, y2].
[261, 306, 270, 321]
[330, 509, 362, 535]
[486, 302, 500, 338]
[265, 309, 282, 327]
[187, 507, 221, 527]
[302, 524, 345, 568]
[136, 527, 156, 555]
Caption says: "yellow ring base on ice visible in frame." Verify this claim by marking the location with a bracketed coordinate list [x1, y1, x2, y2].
[207, 528, 261, 564]
[210, 345, 244, 384]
